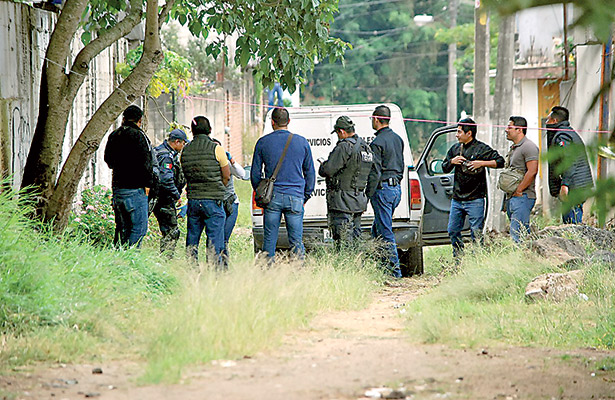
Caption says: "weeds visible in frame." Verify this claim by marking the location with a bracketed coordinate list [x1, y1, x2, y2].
[406, 238, 615, 350]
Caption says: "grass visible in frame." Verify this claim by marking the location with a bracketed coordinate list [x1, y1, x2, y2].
[142, 245, 382, 383]
[406, 237, 615, 350]
[0, 184, 382, 385]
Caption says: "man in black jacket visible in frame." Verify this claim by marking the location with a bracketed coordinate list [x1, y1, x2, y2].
[319, 116, 373, 248]
[366, 105, 405, 278]
[104, 105, 154, 248]
[546, 106, 594, 224]
[442, 118, 504, 258]
[152, 128, 188, 257]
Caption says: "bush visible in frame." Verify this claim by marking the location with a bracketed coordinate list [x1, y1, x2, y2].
[67, 185, 115, 246]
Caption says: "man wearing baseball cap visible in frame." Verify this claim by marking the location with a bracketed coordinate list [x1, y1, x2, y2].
[319, 116, 373, 248]
[151, 128, 189, 257]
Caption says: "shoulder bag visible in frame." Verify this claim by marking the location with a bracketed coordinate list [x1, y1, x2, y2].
[254, 133, 294, 208]
[497, 151, 525, 194]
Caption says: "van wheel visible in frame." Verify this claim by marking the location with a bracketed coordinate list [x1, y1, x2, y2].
[398, 246, 424, 277]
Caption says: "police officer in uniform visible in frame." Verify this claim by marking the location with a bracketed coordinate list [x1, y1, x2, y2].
[152, 128, 188, 257]
[318, 116, 373, 248]
[366, 105, 404, 278]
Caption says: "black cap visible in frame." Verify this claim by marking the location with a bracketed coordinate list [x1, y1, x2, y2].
[332, 116, 355, 134]
[169, 128, 189, 143]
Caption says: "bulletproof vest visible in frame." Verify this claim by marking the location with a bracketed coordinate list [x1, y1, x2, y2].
[331, 136, 373, 192]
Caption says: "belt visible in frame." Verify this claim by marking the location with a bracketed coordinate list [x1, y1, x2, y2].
[382, 177, 399, 186]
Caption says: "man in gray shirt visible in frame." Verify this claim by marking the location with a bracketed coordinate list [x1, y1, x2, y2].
[503, 116, 539, 242]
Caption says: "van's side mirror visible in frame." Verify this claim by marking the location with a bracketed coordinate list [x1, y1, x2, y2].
[429, 160, 444, 174]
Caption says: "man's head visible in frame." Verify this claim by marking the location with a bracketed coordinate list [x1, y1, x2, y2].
[547, 106, 569, 125]
[371, 105, 391, 130]
[332, 115, 355, 140]
[271, 107, 290, 129]
[123, 105, 143, 126]
[168, 128, 189, 151]
[191, 116, 211, 136]
[506, 116, 527, 143]
[456, 117, 477, 143]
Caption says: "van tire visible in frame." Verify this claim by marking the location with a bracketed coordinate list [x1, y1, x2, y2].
[398, 246, 424, 277]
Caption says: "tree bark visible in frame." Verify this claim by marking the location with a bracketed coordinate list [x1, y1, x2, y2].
[21, 0, 89, 209]
[489, 14, 516, 232]
[46, 0, 170, 230]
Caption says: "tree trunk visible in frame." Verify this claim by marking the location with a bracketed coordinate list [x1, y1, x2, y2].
[46, 0, 166, 231]
[21, 0, 89, 210]
[489, 15, 516, 232]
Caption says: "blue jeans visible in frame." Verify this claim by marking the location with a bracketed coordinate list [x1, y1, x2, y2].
[186, 199, 226, 268]
[506, 193, 536, 243]
[562, 203, 584, 224]
[263, 192, 305, 260]
[448, 198, 485, 258]
[112, 188, 149, 248]
[223, 202, 240, 256]
[268, 82, 284, 108]
[370, 183, 402, 278]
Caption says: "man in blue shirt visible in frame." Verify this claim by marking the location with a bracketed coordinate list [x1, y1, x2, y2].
[251, 107, 315, 260]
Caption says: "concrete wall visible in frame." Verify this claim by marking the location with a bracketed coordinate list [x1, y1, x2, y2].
[0, 1, 124, 193]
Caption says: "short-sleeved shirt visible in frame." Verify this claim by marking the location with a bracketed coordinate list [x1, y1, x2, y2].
[507, 136, 539, 199]
[214, 145, 229, 168]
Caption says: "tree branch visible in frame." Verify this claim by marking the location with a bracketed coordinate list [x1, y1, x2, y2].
[45, 0, 89, 94]
[158, 0, 176, 31]
[64, 0, 143, 100]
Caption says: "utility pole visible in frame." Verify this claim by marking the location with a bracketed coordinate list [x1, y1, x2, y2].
[490, 14, 516, 232]
[447, 0, 458, 124]
[473, 0, 490, 143]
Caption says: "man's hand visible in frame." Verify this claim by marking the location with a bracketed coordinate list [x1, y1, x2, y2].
[451, 155, 467, 165]
[512, 189, 522, 197]
[465, 160, 483, 171]
[559, 185, 569, 200]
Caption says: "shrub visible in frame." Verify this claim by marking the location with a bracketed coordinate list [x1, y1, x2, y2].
[67, 185, 115, 246]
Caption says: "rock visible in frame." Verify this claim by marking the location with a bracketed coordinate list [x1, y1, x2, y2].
[525, 270, 584, 302]
[535, 225, 615, 252]
[589, 250, 615, 270]
[91, 367, 103, 374]
[84, 392, 100, 398]
[528, 236, 586, 268]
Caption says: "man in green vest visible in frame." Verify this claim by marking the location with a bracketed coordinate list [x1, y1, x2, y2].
[180, 116, 231, 268]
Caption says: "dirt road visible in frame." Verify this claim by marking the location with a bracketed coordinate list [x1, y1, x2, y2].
[4, 278, 615, 399]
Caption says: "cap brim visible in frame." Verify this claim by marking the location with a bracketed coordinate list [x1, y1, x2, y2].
[331, 129, 337, 134]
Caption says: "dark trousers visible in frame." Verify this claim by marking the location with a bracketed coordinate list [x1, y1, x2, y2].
[328, 210, 362, 249]
[153, 200, 179, 257]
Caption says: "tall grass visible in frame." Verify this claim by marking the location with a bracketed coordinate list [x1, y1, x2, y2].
[0, 188, 178, 366]
[1, 184, 383, 383]
[142, 246, 381, 383]
[406, 238, 615, 349]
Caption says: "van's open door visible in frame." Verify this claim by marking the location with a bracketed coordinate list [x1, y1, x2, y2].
[416, 125, 470, 245]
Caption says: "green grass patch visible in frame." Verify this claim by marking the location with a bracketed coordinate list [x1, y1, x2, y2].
[142, 246, 381, 383]
[405, 238, 615, 349]
[1, 184, 384, 384]
[0, 189, 178, 367]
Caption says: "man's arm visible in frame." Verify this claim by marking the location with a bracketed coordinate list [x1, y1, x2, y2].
[157, 152, 181, 200]
[441, 145, 459, 173]
[468, 144, 505, 170]
[512, 160, 539, 197]
[319, 142, 350, 178]
[230, 159, 250, 180]
[366, 142, 383, 198]
[250, 141, 263, 190]
[214, 145, 231, 186]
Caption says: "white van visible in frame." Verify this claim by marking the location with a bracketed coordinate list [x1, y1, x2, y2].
[251, 103, 465, 275]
